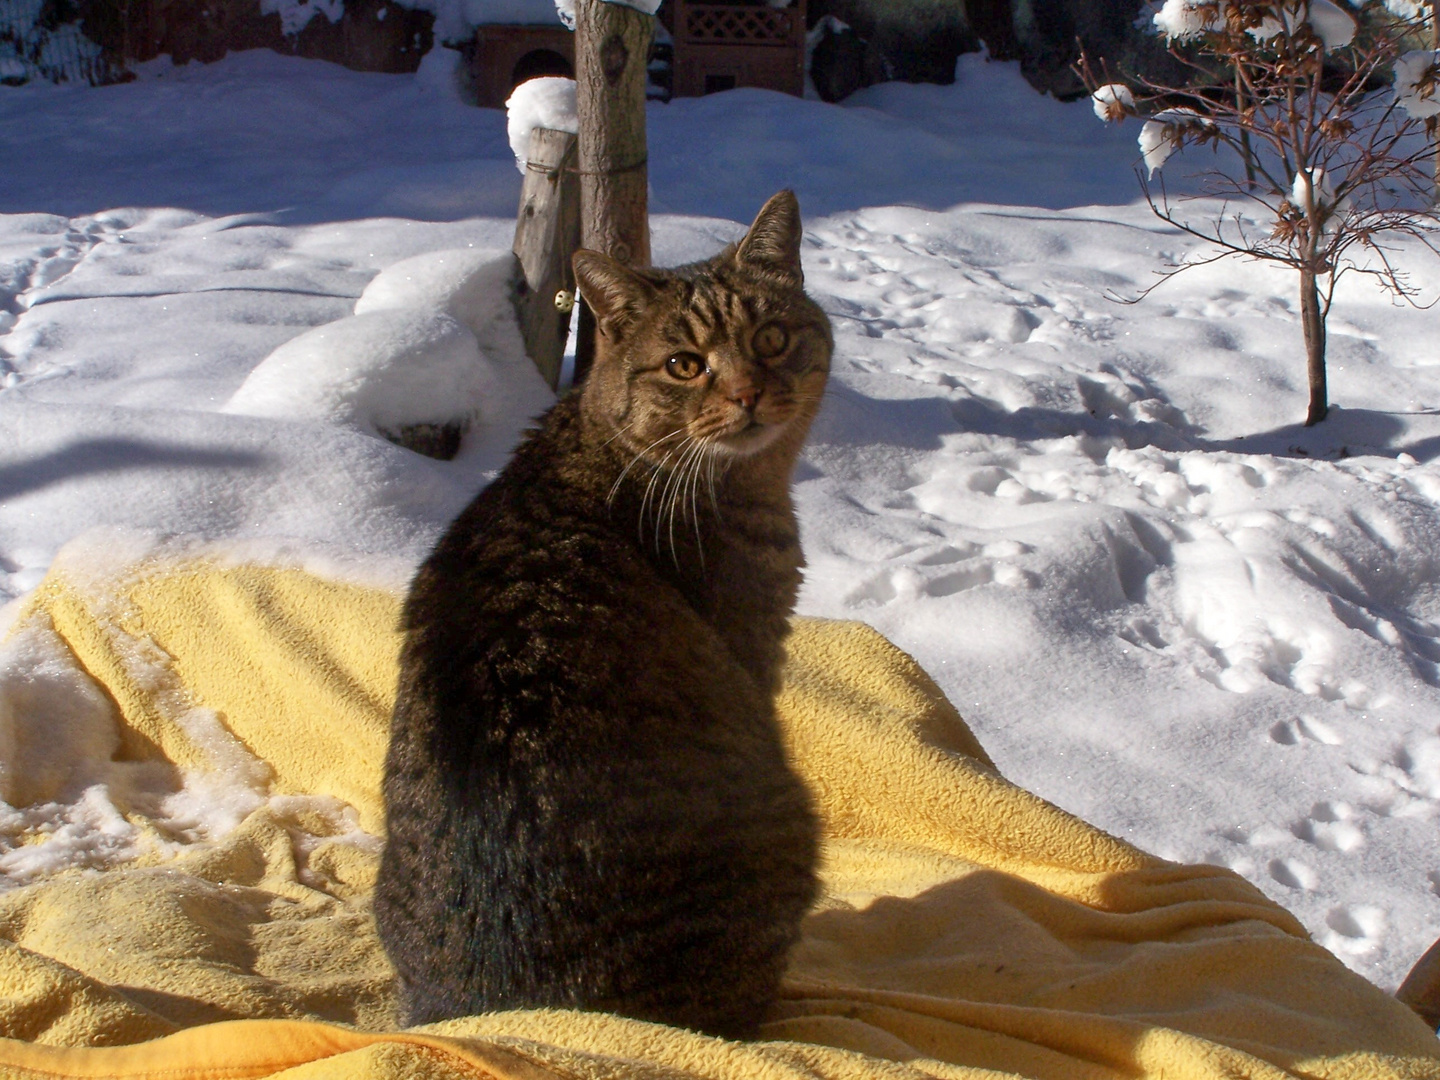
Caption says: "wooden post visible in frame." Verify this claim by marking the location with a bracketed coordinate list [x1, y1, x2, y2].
[511, 127, 582, 390]
[573, 0, 654, 383]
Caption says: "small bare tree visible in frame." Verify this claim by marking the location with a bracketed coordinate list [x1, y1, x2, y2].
[1082, 0, 1440, 426]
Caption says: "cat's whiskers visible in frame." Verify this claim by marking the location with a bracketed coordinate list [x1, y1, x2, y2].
[637, 453, 669, 542]
[660, 440, 691, 560]
[687, 441, 711, 564]
[647, 434, 717, 571]
[608, 427, 686, 509]
[680, 438, 714, 571]
[660, 436, 707, 567]
[598, 419, 642, 453]
[654, 440, 686, 555]
[639, 438, 689, 548]
[706, 444, 721, 515]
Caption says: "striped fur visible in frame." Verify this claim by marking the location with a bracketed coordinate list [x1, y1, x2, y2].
[375, 192, 832, 1039]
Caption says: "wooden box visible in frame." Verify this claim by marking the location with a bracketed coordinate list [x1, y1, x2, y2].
[465, 24, 576, 108]
[669, 0, 805, 98]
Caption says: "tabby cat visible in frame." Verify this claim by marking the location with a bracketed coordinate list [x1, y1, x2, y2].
[374, 191, 832, 1040]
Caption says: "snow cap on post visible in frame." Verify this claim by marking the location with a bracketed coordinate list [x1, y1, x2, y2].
[505, 77, 579, 174]
[553, 0, 661, 28]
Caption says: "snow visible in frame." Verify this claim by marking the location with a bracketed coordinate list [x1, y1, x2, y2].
[1386, 0, 1428, 18]
[202, 0, 569, 43]
[1397, 50, 1440, 122]
[4, 47, 1440, 998]
[505, 76, 579, 174]
[1139, 118, 1180, 177]
[354, 247, 520, 341]
[1151, 0, 1216, 43]
[1306, 0, 1356, 51]
[550, 0, 662, 31]
[260, 0, 345, 37]
[1, 0, 107, 85]
[1138, 108, 1214, 179]
[226, 245, 546, 438]
[0, 558, 273, 883]
[225, 241, 541, 436]
[1291, 166, 1349, 232]
[414, 0, 566, 40]
[1152, 0, 1354, 51]
[1091, 83, 1134, 124]
[223, 309, 496, 432]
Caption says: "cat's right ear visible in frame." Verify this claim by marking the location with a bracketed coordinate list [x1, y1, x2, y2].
[735, 190, 803, 284]
[573, 250, 654, 339]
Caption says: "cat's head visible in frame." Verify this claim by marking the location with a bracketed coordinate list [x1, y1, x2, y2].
[573, 191, 832, 467]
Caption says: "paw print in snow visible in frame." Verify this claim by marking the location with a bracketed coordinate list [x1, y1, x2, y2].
[1291, 801, 1364, 852]
[1322, 904, 1387, 957]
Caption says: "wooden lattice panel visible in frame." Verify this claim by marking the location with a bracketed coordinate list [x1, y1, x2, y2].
[681, 5, 795, 45]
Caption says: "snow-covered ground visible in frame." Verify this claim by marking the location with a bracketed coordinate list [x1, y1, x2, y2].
[3, 47, 1440, 996]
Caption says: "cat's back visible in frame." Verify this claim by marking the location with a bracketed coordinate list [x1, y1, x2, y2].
[394, 395, 748, 753]
[377, 399, 816, 1039]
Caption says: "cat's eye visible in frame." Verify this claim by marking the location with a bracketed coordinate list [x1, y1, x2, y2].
[753, 323, 788, 359]
[666, 353, 706, 380]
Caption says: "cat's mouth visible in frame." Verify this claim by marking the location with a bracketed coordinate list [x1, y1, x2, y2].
[714, 417, 784, 456]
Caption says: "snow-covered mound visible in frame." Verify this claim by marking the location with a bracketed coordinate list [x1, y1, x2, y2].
[223, 309, 498, 435]
[227, 247, 536, 442]
[354, 247, 520, 346]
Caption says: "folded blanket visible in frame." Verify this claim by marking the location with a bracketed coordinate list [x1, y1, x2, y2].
[0, 534, 1435, 1079]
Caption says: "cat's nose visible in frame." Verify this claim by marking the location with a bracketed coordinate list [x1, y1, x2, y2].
[730, 384, 761, 410]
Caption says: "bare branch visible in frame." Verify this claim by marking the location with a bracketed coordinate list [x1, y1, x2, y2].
[1078, 0, 1440, 425]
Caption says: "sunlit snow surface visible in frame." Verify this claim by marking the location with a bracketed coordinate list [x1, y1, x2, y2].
[3, 49, 1440, 993]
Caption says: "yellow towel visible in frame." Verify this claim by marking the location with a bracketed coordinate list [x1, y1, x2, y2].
[0, 536, 1435, 1079]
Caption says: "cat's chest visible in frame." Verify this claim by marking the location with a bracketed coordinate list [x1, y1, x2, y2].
[643, 512, 801, 692]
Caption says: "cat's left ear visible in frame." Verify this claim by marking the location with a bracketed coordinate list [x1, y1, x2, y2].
[735, 190, 803, 284]
[573, 249, 654, 338]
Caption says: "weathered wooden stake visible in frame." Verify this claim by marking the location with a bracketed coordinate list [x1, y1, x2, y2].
[512, 127, 582, 390]
[573, 0, 654, 383]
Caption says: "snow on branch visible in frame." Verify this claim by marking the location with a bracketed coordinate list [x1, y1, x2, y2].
[1092, 83, 1136, 122]
[1138, 108, 1216, 177]
[1152, 0, 1354, 50]
[1395, 50, 1440, 120]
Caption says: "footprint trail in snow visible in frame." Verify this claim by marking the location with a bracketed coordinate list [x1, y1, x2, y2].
[792, 203, 1440, 991]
